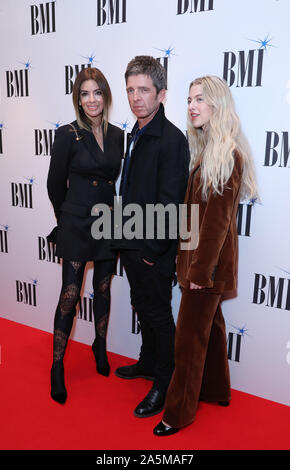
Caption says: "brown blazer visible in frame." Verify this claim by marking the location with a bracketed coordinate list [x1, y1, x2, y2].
[177, 152, 243, 293]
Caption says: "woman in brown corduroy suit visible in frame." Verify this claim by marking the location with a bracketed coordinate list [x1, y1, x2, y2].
[153, 76, 258, 436]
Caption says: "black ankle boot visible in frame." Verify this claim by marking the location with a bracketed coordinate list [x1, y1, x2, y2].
[51, 361, 67, 404]
[92, 338, 110, 377]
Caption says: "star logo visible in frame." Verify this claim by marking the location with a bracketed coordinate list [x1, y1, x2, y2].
[155, 44, 176, 58]
[278, 268, 290, 280]
[81, 53, 97, 65]
[115, 119, 130, 132]
[249, 34, 275, 52]
[24, 176, 36, 185]
[228, 323, 250, 338]
[48, 121, 61, 129]
[18, 59, 32, 70]
[85, 291, 94, 300]
[249, 197, 258, 205]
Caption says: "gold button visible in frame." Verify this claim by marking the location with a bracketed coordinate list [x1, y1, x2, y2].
[92, 180, 98, 186]
[108, 180, 113, 185]
[109, 206, 113, 211]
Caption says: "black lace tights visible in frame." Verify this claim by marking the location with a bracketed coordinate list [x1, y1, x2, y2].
[52, 259, 115, 364]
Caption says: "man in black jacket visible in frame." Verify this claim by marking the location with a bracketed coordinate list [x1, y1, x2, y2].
[114, 56, 189, 418]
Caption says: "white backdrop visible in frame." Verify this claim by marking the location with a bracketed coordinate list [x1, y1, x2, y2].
[0, 0, 289, 407]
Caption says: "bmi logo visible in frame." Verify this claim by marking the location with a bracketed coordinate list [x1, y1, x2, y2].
[65, 62, 92, 95]
[131, 308, 140, 334]
[96, 0, 127, 26]
[227, 324, 248, 362]
[38, 236, 60, 263]
[177, 0, 214, 14]
[78, 292, 94, 323]
[264, 131, 290, 167]
[6, 61, 31, 97]
[11, 177, 35, 209]
[30, 1, 56, 35]
[0, 225, 9, 253]
[237, 203, 254, 237]
[223, 49, 264, 87]
[223, 35, 274, 87]
[155, 45, 176, 91]
[0, 122, 3, 154]
[157, 56, 168, 87]
[253, 270, 290, 311]
[34, 121, 60, 156]
[16, 278, 38, 307]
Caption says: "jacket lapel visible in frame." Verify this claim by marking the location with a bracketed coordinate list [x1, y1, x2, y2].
[78, 124, 105, 162]
[182, 159, 201, 204]
[191, 158, 201, 174]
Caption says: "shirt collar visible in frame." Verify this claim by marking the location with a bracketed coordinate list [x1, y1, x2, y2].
[131, 103, 165, 138]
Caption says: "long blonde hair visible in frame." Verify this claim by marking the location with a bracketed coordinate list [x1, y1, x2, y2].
[187, 75, 257, 202]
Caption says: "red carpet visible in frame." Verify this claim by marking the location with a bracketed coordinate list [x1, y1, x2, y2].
[0, 316, 289, 451]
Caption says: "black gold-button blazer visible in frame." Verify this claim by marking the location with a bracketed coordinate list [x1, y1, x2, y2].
[47, 120, 124, 261]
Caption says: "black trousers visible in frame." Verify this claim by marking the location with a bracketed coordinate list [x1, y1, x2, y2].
[120, 250, 175, 392]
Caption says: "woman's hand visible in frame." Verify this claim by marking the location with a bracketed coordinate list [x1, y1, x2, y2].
[190, 282, 204, 290]
[142, 258, 154, 266]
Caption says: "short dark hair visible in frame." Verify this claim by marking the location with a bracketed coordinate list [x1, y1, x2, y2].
[125, 56, 167, 93]
[72, 67, 112, 134]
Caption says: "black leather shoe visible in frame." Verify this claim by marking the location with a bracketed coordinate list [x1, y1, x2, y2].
[115, 363, 154, 381]
[134, 386, 165, 418]
[153, 421, 179, 436]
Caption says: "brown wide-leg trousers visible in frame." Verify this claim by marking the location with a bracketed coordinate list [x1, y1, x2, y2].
[163, 287, 231, 428]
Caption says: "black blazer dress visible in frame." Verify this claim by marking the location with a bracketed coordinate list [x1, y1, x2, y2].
[47, 120, 124, 261]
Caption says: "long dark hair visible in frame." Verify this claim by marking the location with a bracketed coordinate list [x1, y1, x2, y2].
[72, 67, 112, 134]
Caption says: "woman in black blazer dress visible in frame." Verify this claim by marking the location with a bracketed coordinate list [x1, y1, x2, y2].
[47, 67, 123, 404]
